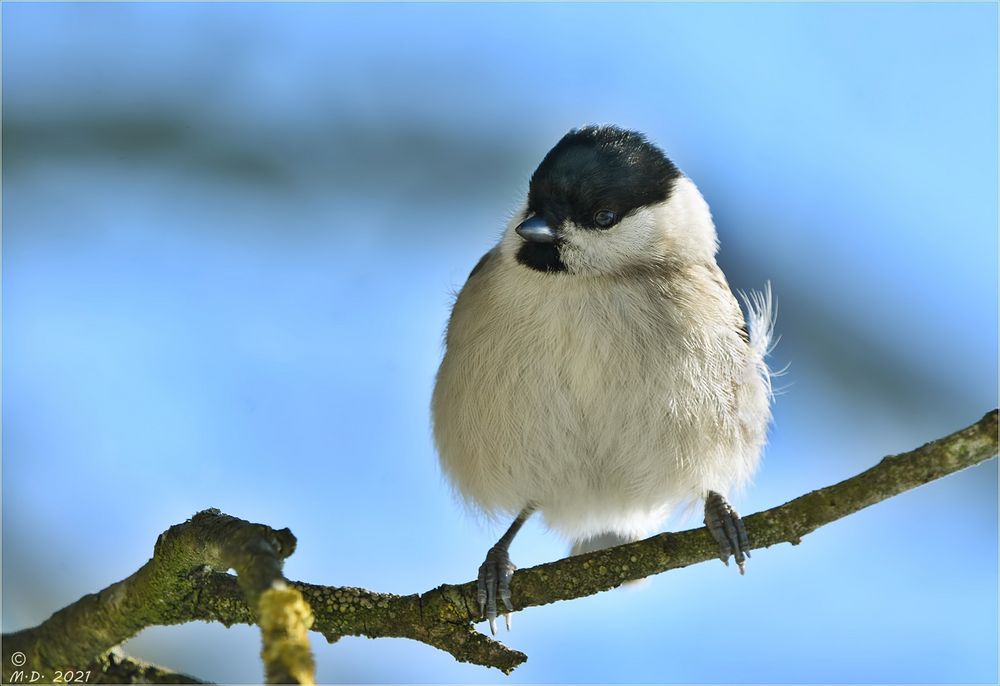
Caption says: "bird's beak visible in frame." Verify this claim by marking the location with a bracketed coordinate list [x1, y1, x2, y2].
[515, 216, 557, 244]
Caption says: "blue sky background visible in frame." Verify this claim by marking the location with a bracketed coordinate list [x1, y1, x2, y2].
[3, 2, 997, 683]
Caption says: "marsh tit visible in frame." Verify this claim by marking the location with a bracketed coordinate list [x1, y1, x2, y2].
[432, 125, 774, 634]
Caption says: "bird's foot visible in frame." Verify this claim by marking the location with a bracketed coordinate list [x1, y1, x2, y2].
[477, 544, 516, 635]
[704, 491, 750, 574]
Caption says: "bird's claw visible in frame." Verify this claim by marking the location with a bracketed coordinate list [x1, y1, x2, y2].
[704, 491, 750, 574]
[477, 544, 516, 635]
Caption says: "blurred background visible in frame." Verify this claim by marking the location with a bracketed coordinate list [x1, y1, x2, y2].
[3, 3, 997, 683]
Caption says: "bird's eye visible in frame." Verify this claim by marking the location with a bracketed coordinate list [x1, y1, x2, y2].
[594, 209, 617, 228]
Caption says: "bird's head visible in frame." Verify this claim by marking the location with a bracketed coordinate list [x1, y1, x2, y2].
[505, 125, 718, 276]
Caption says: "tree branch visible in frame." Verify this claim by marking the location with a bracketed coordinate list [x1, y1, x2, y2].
[2, 510, 316, 684]
[4, 411, 996, 679]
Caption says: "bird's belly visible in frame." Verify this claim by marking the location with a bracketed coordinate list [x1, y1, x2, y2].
[433, 327, 742, 539]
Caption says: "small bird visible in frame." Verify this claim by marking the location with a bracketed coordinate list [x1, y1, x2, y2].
[432, 125, 774, 635]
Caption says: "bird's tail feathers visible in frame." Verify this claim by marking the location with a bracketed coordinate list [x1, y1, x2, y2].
[740, 281, 777, 357]
[739, 282, 780, 396]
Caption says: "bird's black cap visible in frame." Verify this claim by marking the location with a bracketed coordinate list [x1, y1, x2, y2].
[527, 125, 681, 231]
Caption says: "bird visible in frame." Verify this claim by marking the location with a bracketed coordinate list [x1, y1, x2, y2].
[431, 124, 774, 635]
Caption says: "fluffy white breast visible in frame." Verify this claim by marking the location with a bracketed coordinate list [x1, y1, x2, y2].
[432, 177, 772, 542]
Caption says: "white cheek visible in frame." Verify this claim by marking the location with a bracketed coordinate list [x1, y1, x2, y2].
[560, 177, 721, 274]
[560, 208, 662, 274]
